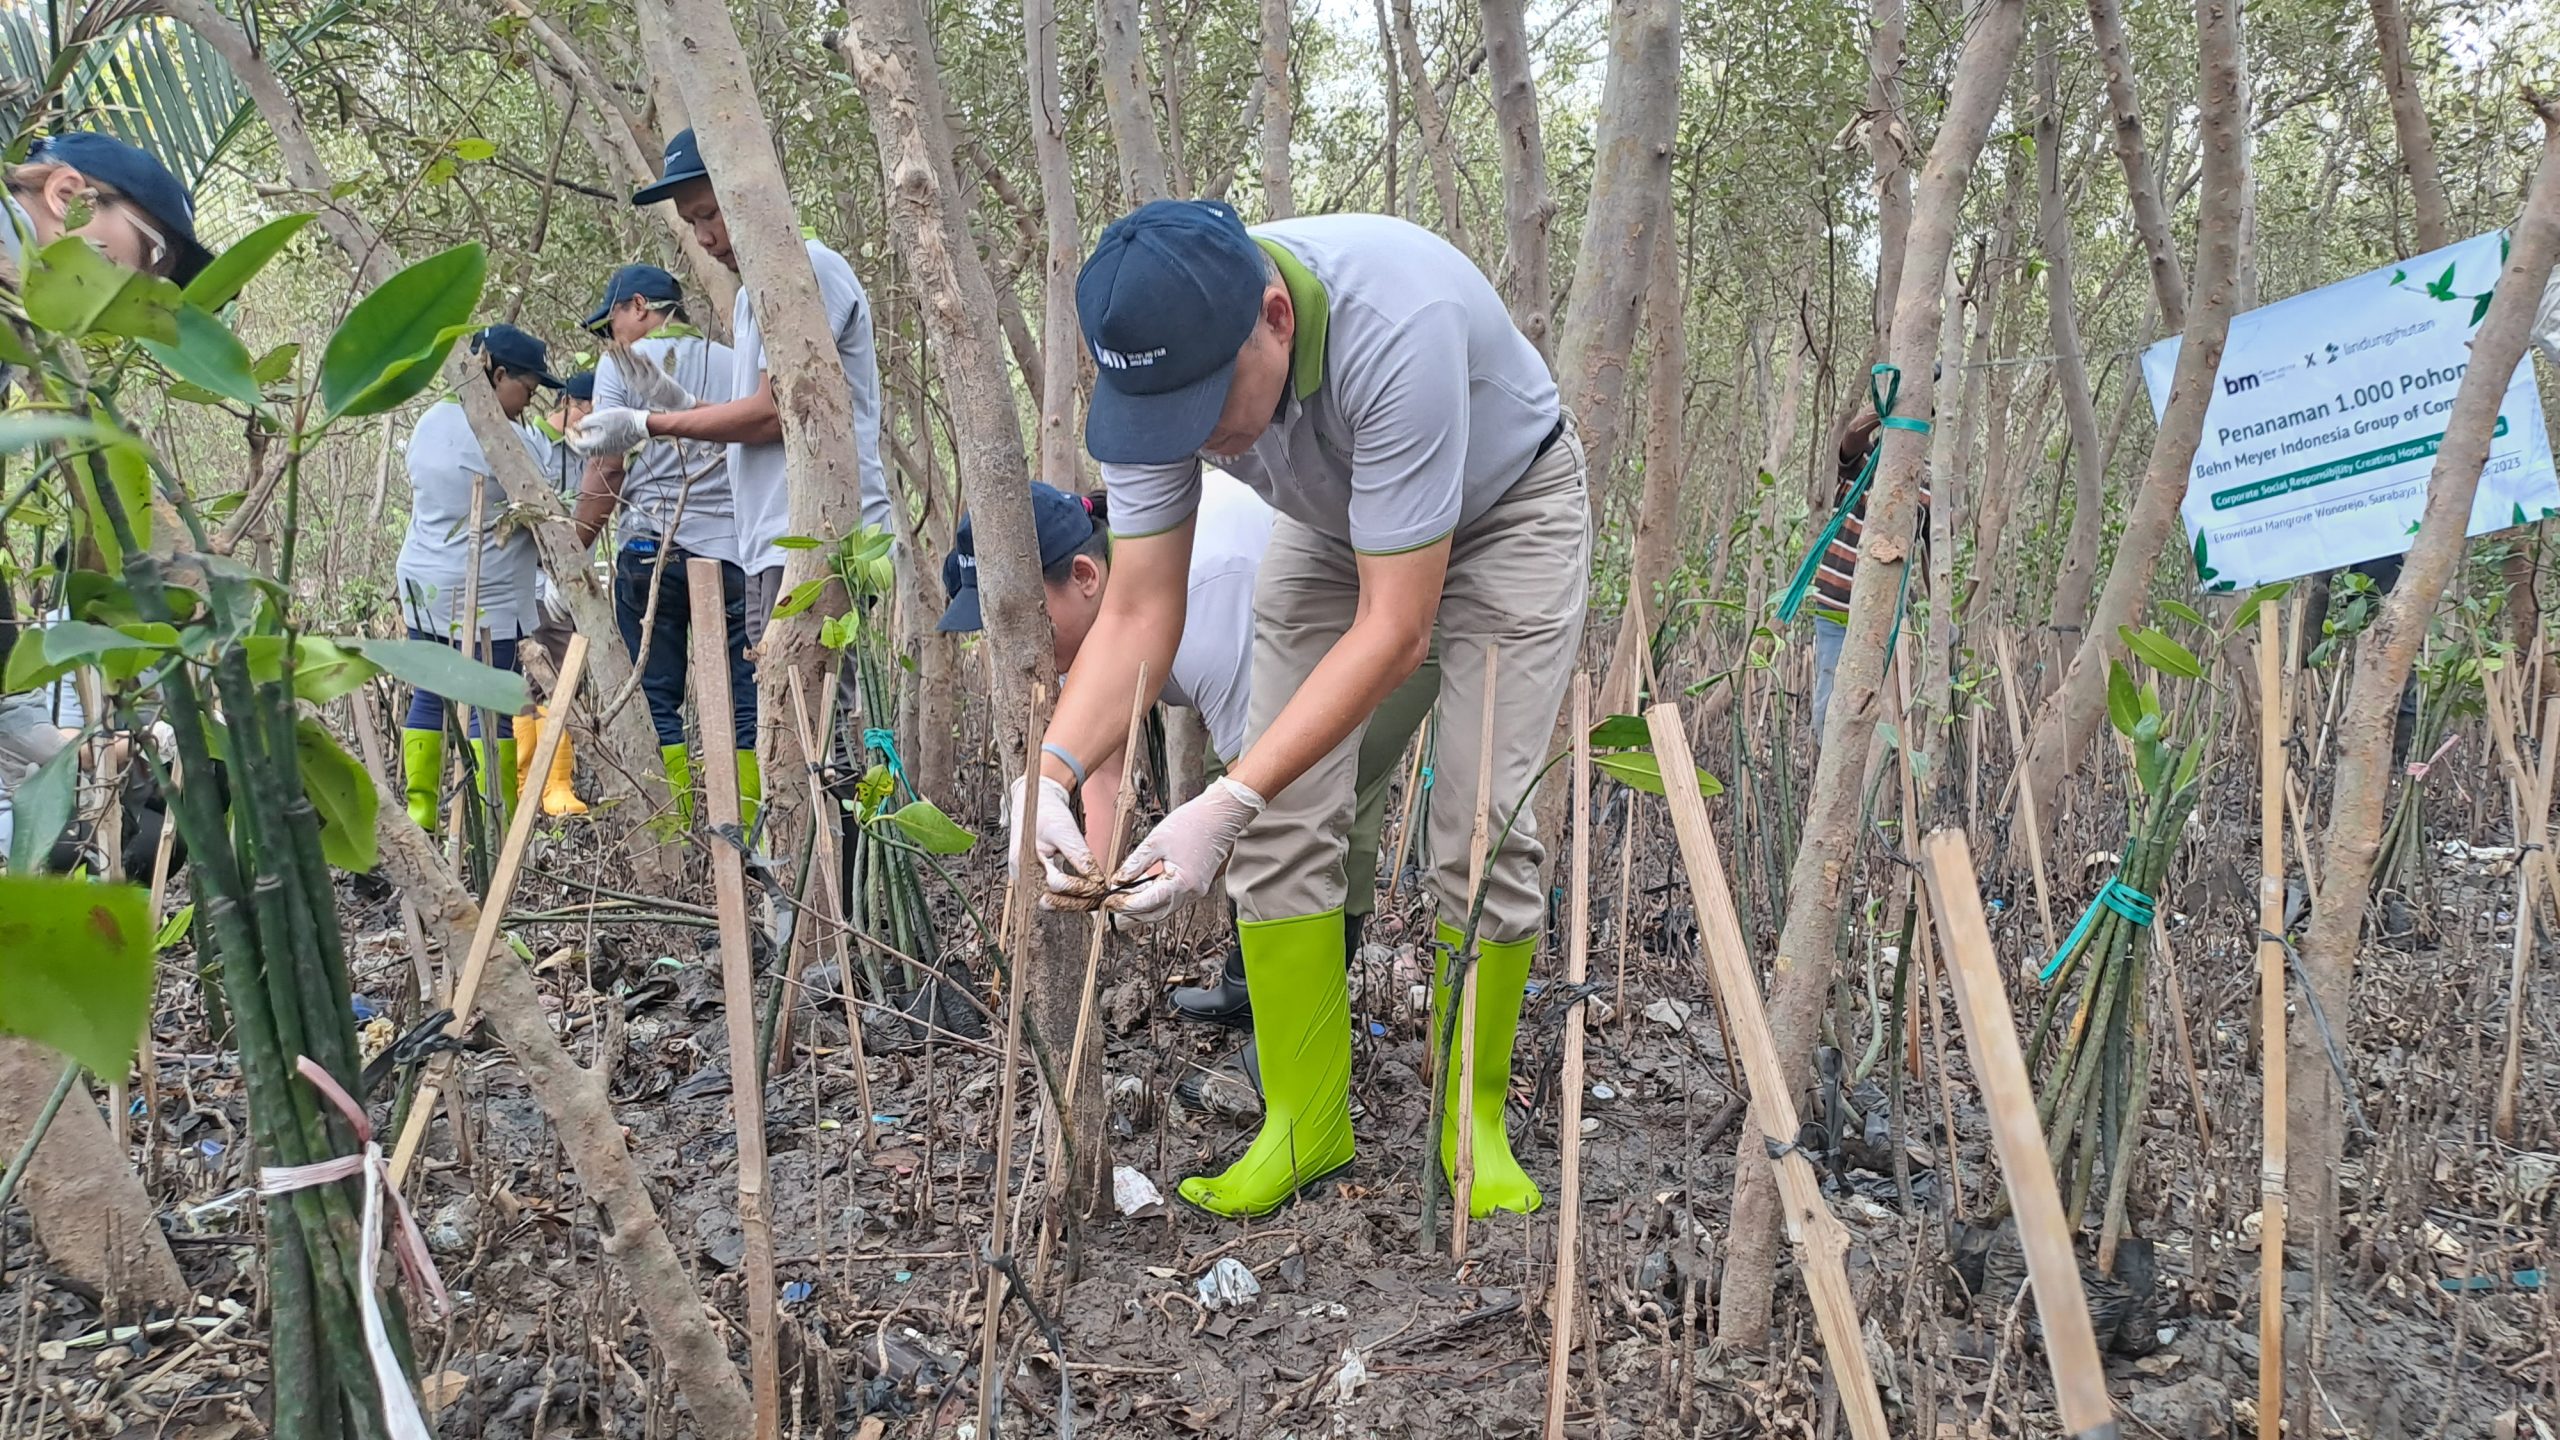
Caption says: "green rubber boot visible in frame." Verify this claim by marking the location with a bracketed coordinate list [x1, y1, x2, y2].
[736, 749, 762, 833]
[400, 728, 443, 833]
[659, 744, 696, 826]
[1433, 920, 1544, 1217]
[1178, 909, 1356, 1218]
[468, 736, 521, 821]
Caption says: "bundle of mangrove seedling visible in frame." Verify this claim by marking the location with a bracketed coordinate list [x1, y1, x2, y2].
[2024, 629, 2218, 1264]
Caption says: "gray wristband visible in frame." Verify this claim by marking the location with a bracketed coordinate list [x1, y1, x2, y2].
[1040, 742, 1088, 789]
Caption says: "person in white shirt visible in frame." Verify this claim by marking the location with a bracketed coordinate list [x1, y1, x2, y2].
[937, 476, 1437, 1033]
[571, 263, 759, 822]
[395, 325, 565, 832]
[568, 129, 893, 646]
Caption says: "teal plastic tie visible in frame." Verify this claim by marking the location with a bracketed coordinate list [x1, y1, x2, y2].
[1776, 364, 1924, 625]
[2038, 878, 2157, 985]
[863, 726, 914, 800]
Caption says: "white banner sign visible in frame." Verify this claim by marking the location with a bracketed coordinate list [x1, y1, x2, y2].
[2141, 229, 2559, 592]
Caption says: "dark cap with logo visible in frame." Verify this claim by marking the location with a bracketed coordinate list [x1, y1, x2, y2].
[1076, 199, 1266, 467]
[631, 129, 709, 207]
[471, 324, 564, 389]
[29, 132, 212, 285]
[585, 263, 683, 332]
[936, 484, 1104, 634]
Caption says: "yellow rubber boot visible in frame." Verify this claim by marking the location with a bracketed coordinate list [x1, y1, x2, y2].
[400, 729, 443, 833]
[1177, 909, 1355, 1218]
[736, 749, 762, 833]
[659, 744, 696, 826]
[536, 709, 588, 816]
[1433, 919, 1544, 1217]
[512, 714, 540, 797]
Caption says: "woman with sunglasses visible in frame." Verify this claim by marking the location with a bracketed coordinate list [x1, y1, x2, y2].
[3, 132, 211, 283]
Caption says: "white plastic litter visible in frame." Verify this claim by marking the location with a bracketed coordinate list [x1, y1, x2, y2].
[1112, 1165, 1164, 1217]
[1327, 1346, 1373, 1404]
[1644, 998, 1692, 1032]
[1195, 1256, 1261, 1311]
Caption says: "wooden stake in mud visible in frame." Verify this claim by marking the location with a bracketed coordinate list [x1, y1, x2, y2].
[1992, 629, 2058, 961]
[685, 559, 781, 1440]
[1056, 664, 1152, 1200]
[2494, 694, 2560, 1142]
[1452, 645, 1500, 1262]
[783, 669, 873, 1140]
[981, 683, 1053, 1440]
[1543, 675, 1593, 1440]
[1917, 828, 2115, 1440]
[1642, 702, 1890, 1440]
[387, 633, 591, 1187]
[2255, 601, 2287, 1433]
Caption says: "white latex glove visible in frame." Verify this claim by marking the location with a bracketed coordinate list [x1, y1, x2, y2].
[605, 342, 695, 411]
[1106, 776, 1266, 922]
[567, 405, 651, 456]
[1006, 773, 1101, 893]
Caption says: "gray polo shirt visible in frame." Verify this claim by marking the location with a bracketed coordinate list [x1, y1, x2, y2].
[729, 239, 892, 574]
[1100, 213, 1559, 554]
[597, 333, 740, 563]
[396, 400, 547, 640]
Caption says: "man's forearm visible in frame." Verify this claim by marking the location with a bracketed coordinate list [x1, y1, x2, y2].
[575, 455, 624, 549]
[1079, 753, 1128, 858]
[1225, 618, 1426, 802]
[648, 391, 783, 446]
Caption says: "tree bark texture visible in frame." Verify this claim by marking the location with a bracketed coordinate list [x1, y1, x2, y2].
[1866, 0, 1912, 356]
[1258, 0, 1296, 218]
[2370, 0, 2453, 253]
[1096, 0, 1168, 206]
[367, 788, 755, 1435]
[2086, 0, 2189, 331]
[2016, 0, 2249, 873]
[2036, 37, 2109, 638]
[1553, 0, 1680, 511]
[2294, 93, 2560, 1339]
[1717, 0, 2025, 1352]
[0, 1038, 187, 1319]
[1600, 206, 1685, 713]
[1027, 0, 1083, 491]
[1389, 0, 1464, 242]
[653, 0, 873, 883]
[1478, 0, 1553, 355]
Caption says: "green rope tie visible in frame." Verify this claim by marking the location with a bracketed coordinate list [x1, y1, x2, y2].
[1776, 364, 1933, 626]
[864, 726, 914, 801]
[2038, 877, 2157, 985]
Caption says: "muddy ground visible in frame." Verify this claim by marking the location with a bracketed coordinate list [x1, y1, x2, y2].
[7, 795, 2556, 1438]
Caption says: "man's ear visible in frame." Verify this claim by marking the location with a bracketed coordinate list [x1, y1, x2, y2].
[1073, 553, 1105, 594]
[1264, 282, 1295, 343]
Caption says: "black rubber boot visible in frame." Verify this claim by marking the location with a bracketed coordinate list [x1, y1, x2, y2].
[1169, 941, 1253, 1027]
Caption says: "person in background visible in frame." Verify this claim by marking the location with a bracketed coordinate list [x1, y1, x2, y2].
[1805, 412, 1932, 734]
[3, 131, 210, 282]
[571, 263, 755, 822]
[508, 368, 596, 821]
[1016, 200, 1589, 1221]
[569, 130, 893, 646]
[396, 325, 564, 831]
[937, 477, 1438, 1066]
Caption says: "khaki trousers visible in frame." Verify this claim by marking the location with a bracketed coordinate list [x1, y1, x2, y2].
[1228, 423, 1591, 941]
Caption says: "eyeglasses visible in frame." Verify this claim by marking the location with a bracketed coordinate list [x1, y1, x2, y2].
[109, 198, 171, 278]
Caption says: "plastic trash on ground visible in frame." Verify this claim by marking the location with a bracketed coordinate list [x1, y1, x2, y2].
[1112, 1165, 1164, 1217]
[1195, 1255, 1260, 1311]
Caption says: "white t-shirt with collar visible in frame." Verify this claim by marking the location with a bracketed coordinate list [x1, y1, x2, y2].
[728, 239, 893, 575]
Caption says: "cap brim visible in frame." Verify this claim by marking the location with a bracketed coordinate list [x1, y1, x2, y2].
[533, 367, 566, 390]
[935, 585, 985, 634]
[583, 299, 612, 331]
[169, 235, 213, 288]
[631, 163, 707, 207]
[1084, 354, 1235, 466]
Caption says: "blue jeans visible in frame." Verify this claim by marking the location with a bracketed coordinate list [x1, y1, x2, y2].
[402, 627, 517, 737]
[1810, 615, 1846, 732]
[615, 542, 755, 748]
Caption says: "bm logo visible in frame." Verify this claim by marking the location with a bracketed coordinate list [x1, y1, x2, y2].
[2222, 371, 2261, 395]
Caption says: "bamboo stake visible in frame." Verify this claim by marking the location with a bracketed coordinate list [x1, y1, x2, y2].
[1917, 828, 2116, 1439]
[980, 684, 1053, 1440]
[2493, 694, 2560, 1141]
[1452, 645, 1499, 1261]
[1382, 713, 1432, 910]
[783, 670, 873, 1142]
[2255, 601, 2287, 1434]
[387, 633, 591, 1186]
[1057, 664, 1152, 1196]
[1642, 702, 1889, 1440]
[1543, 676, 1592, 1440]
[1994, 629, 2058, 960]
[680, 560, 780, 1440]
[2481, 669, 2560, 930]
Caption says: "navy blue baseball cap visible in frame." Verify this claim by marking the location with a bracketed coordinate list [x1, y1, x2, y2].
[470, 325, 564, 389]
[631, 129, 709, 207]
[563, 370, 596, 402]
[1077, 199, 1266, 466]
[29, 132, 212, 285]
[936, 484, 1102, 633]
[584, 263, 682, 332]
